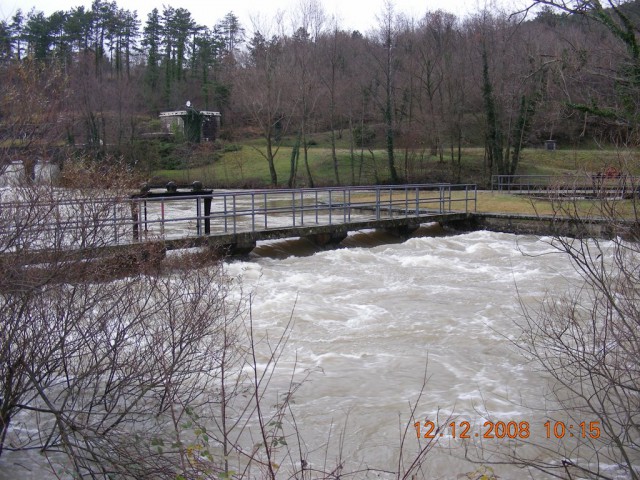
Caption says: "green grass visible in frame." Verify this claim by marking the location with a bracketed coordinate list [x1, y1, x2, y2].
[520, 148, 640, 176]
[153, 146, 407, 187]
[151, 136, 640, 188]
[461, 191, 637, 220]
[469, 191, 587, 216]
[350, 190, 632, 217]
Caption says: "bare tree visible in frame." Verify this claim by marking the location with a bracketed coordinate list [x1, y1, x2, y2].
[365, 0, 403, 184]
[238, 22, 292, 186]
[317, 20, 344, 185]
[0, 60, 68, 180]
[520, 0, 640, 144]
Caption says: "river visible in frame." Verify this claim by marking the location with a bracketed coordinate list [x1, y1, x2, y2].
[221, 227, 587, 478]
[0, 225, 617, 478]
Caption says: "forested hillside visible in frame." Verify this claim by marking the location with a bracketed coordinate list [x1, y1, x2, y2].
[1, 0, 639, 186]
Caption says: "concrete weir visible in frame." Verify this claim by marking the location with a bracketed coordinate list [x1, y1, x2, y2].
[133, 212, 634, 261]
[190, 213, 470, 255]
[447, 212, 638, 240]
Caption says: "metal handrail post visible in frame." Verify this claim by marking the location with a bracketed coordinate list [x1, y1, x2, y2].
[292, 191, 296, 227]
[405, 187, 409, 217]
[251, 193, 256, 232]
[264, 192, 268, 229]
[343, 188, 347, 223]
[196, 197, 201, 235]
[328, 190, 333, 225]
[160, 200, 165, 236]
[375, 186, 381, 220]
[143, 201, 148, 235]
[465, 185, 469, 212]
[204, 196, 211, 235]
[474, 185, 477, 211]
[233, 195, 237, 234]
[224, 196, 228, 233]
[131, 200, 139, 241]
[138, 200, 143, 238]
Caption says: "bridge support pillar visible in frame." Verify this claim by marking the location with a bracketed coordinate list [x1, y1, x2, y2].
[384, 224, 420, 239]
[440, 217, 479, 232]
[305, 231, 348, 247]
[228, 240, 257, 255]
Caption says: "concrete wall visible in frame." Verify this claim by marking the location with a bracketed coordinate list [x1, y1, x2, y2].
[445, 213, 636, 240]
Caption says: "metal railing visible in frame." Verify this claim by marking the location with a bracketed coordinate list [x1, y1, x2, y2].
[492, 174, 638, 197]
[131, 184, 477, 238]
[0, 184, 477, 252]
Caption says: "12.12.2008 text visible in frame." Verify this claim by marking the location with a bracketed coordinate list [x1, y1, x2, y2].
[414, 420, 530, 439]
[415, 420, 601, 440]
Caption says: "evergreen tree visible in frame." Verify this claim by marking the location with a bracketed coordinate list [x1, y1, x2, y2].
[9, 10, 25, 60]
[216, 12, 245, 60]
[142, 8, 162, 90]
[65, 7, 93, 54]
[24, 10, 53, 61]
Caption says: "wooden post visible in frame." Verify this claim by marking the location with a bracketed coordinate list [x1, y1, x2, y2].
[204, 196, 211, 234]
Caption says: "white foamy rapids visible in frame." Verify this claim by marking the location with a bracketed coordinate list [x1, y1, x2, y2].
[224, 231, 587, 477]
[0, 230, 608, 479]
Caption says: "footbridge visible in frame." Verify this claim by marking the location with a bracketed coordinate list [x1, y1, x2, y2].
[2, 184, 477, 260]
[132, 183, 476, 254]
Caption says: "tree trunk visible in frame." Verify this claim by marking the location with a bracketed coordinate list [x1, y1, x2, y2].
[288, 133, 300, 188]
[266, 135, 278, 186]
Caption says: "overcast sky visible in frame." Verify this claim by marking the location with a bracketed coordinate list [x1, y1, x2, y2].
[1, 0, 527, 34]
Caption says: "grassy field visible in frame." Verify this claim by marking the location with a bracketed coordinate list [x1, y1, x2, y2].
[153, 145, 407, 187]
[465, 191, 637, 218]
[151, 137, 640, 189]
[348, 189, 637, 219]
[146, 135, 639, 219]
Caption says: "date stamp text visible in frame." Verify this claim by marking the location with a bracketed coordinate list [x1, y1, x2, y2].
[414, 420, 601, 440]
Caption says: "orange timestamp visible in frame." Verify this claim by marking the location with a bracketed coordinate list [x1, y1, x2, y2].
[414, 420, 601, 440]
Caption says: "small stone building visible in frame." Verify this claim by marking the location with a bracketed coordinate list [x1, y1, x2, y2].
[159, 103, 221, 142]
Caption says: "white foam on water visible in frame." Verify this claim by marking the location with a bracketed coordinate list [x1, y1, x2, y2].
[219, 230, 596, 476]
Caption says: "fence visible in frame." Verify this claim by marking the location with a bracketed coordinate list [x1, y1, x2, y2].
[491, 174, 638, 197]
[0, 184, 477, 252]
[131, 184, 477, 239]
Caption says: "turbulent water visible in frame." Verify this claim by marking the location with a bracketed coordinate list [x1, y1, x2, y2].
[222, 228, 586, 478]
[1, 227, 605, 478]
